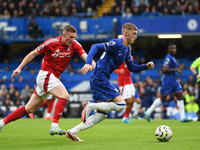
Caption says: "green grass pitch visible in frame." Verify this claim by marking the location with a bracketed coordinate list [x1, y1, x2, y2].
[0, 118, 199, 150]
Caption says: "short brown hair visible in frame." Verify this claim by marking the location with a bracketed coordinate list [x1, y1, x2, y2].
[63, 25, 77, 33]
[122, 23, 138, 33]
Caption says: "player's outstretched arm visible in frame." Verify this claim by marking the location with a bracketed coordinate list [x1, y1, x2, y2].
[11, 49, 40, 78]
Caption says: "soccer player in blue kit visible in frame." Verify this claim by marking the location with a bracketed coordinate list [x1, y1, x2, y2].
[66, 23, 155, 141]
[144, 43, 193, 122]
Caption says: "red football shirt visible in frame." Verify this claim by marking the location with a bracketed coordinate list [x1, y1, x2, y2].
[36, 36, 85, 78]
[114, 57, 134, 86]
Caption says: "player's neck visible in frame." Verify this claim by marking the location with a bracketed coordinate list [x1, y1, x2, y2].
[122, 38, 129, 47]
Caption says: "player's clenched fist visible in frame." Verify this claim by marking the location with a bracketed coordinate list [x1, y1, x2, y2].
[146, 61, 155, 69]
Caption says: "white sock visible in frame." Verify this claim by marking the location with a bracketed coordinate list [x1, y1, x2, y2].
[89, 102, 126, 112]
[0, 119, 5, 127]
[147, 98, 162, 115]
[177, 100, 185, 120]
[51, 123, 58, 128]
[70, 112, 107, 133]
[133, 102, 141, 116]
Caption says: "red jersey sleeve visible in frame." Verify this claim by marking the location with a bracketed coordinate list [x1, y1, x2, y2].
[36, 38, 53, 54]
[73, 40, 86, 56]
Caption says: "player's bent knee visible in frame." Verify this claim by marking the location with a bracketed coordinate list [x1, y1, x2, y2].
[115, 102, 126, 111]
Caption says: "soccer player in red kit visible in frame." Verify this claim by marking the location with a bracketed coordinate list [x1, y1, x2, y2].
[0, 25, 95, 135]
[114, 56, 141, 123]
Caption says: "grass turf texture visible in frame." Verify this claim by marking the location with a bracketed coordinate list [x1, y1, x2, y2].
[0, 118, 199, 150]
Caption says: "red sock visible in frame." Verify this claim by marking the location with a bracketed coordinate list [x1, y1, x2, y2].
[3, 106, 28, 125]
[123, 109, 132, 118]
[53, 98, 67, 123]
[47, 97, 55, 113]
[39, 100, 49, 108]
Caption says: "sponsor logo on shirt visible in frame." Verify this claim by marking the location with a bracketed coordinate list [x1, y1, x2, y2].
[51, 49, 71, 58]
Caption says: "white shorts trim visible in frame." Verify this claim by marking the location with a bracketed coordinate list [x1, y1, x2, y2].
[119, 84, 135, 100]
[35, 70, 62, 100]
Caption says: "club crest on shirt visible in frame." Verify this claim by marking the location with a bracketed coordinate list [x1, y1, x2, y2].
[107, 41, 116, 47]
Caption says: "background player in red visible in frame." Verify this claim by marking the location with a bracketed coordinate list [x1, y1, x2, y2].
[0, 25, 95, 136]
[114, 55, 141, 123]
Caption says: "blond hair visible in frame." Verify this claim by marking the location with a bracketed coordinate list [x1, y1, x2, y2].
[63, 25, 77, 33]
[122, 23, 138, 33]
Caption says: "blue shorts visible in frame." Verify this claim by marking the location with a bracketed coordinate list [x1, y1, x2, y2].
[135, 89, 140, 99]
[90, 77, 120, 103]
[160, 80, 182, 96]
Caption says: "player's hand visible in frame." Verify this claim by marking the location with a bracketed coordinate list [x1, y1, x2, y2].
[178, 66, 182, 70]
[177, 68, 182, 75]
[120, 69, 124, 74]
[146, 61, 155, 69]
[196, 74, 200, 78]
[80, 64, 93, 75]
[11, 68, 21, 78]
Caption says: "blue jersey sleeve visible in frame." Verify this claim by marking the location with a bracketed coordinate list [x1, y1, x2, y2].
[163, 56, 170, 67]
[125, 48, 147, 72]
[104, 39, 119, 53]
[86, 43, 105, 65]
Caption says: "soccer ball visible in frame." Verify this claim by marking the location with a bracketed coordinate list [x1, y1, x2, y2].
[155, 125, 172, 142]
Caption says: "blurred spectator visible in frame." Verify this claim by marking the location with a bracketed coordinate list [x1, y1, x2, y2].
[194, 1, 200, 14]
[13, 9, 18, 17]
[51, 1, 61, 16]
[2, 75, 8, 83]
[3, 94, 12, 117]
[9, 83, 16, 98]
[120, 0, 127, 14]
[78, 1, 87, 13]
[141, 7, 150, 16]
[149, 5, 160, 16]
[103, 8, 112, 16]
[132, 5, 141, 15]
[174, 0, 182, 14]
[166, 0, 174, 14]
[186, 4, 196, 14]
[162, 7, 170, 15]
[27, 17, 44, 39]
[25, 2, 35, 17]
[2, 9, 10, 18]
[185, 99, 199, 113]
[69, 2, 76, 15]
[0, 1, 8, 15]
[71, 7, 77, 16]
[194, 83, 199, 101]
[21, 83, 30, 100]
[187, 75, 196, 86]
[122, 7, 132, 18]
[139, 0, 147, 13]
[142, 77, 157, 110]
[111, 1, 117, 15]
[67, 64, 75, 75]
[8, 2, 16, 17]
[0, 92, 3, 105]
[156, 0, 164, 12]
[18, 75, 25, 82]
[5, 66, 9, 71]
[112, 6, 121, 15]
